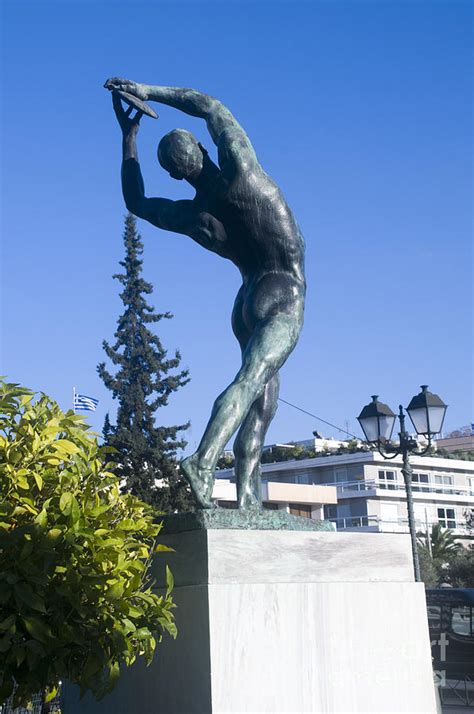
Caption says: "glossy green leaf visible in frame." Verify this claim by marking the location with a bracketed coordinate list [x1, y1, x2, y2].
[107, 582, 124, 600]
[70, 494, 81, 523]
[53, 439, 81, 455]
[34, 509, 47, 527]
[165, 565, 174, 596]
[48, 528, 62, 539]
[59, 492, 73, 514]
[23, 616, 53, 643]
[15, 583, 46, 613]
[33, 473, 43, 491]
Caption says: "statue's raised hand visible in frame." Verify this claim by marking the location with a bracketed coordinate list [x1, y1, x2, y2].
[112, 92, 143, 136]
[104, 77, 148, 101]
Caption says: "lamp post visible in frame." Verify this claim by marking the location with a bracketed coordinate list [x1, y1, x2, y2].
[357, 386, 448, 582]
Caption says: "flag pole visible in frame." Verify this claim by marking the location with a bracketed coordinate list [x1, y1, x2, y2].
[73, 386, 76, 413]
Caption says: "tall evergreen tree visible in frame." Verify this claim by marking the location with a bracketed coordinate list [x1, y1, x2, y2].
[98, 213, 194, 512]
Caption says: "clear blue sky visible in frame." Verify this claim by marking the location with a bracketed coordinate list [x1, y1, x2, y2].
[1, 0, 472, 453]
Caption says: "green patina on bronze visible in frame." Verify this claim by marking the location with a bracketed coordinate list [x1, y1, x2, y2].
[106, 77, 311, 518]
[160, 510, 334, 535]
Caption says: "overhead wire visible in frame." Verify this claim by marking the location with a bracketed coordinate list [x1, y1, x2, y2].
[278, 397, 361, 440]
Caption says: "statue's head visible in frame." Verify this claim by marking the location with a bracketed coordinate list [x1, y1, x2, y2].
[158, 129, 204, 181]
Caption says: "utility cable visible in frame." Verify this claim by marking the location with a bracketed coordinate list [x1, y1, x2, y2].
[278, 397, 361, 440]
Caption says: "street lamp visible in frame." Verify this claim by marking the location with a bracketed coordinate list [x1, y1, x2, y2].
[357, 386, 448, 582]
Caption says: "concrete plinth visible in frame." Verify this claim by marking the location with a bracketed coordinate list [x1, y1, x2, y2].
[63, 529, 437, 713]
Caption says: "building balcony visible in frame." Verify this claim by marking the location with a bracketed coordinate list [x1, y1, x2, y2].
[212, 479, 337, 510]
[329, 515, 472, 537]
[327, 515, 381, 532]
[262, 481, 337, 506]
[332, 479, 474, 502]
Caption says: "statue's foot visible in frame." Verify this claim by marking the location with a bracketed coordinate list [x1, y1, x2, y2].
[237, 492, 262, 511]
[181, 453, 215, 509]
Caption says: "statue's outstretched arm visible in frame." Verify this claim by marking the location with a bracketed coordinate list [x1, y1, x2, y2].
[112, 93, 195, 235]
[105, 78, 258, 170]
[144, 85, 239, 144]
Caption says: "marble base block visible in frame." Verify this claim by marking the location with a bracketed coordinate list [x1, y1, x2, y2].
[63, 530, 437, 713]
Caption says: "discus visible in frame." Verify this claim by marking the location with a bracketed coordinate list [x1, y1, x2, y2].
[114, 89, 158, 119]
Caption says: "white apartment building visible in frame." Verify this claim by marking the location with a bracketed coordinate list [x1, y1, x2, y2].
[215, 449, 474, 543]
[212, 477, 337, 519]
[434, 433, 474, 454]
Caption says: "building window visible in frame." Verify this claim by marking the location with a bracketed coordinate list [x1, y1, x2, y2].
[263, 502, 279, 510]
[437, 507, 456, 529]
[289, 504, 312, 518]
[278, 475, 297, 484]
[434, 474, 453, 494]
[380, 502, 399, 524]
[324, 505, 337, 520]
[378, 470, 397, 490]
[296, 473, 310, 485]
[412, 472, 429, 492]
[469, 477, 474, 497]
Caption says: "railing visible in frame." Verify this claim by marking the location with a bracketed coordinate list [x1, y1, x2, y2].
[332, 479, 474, 497]
[335, 479, 377, 493]
[0, 686, 61, 713]
[328, 515, 381, 529]
[328, 515, 471, 533]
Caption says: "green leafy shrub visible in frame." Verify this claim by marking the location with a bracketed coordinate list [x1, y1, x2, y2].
[0, 379, 176, 707]
[445, 546, 474, 587]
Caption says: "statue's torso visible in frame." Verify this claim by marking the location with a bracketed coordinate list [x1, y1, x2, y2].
[190, 167, 306, 335]
[192, 167, 306, 287]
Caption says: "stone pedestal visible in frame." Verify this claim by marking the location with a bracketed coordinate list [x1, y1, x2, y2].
[63, 529, 437, 713]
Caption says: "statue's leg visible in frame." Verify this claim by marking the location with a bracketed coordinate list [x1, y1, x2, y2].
[234, 373, 280, 509]
[182, 313, 300, 507]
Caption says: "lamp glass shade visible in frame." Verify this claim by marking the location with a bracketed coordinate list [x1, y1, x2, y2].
[406, 407, 429, 435]
[357, 396, 396, 443]
[426, 406, 447, 434]
[378, 415, 396, 441]
[406, 385, 447, 436]
[407, 405, 446, 435]
[358, 416, 379, 443]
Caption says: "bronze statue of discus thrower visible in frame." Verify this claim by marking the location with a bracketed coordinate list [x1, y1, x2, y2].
[113, 89, 159, 119]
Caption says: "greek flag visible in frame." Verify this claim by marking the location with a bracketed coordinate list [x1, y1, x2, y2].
[74, 392, 99, 412]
